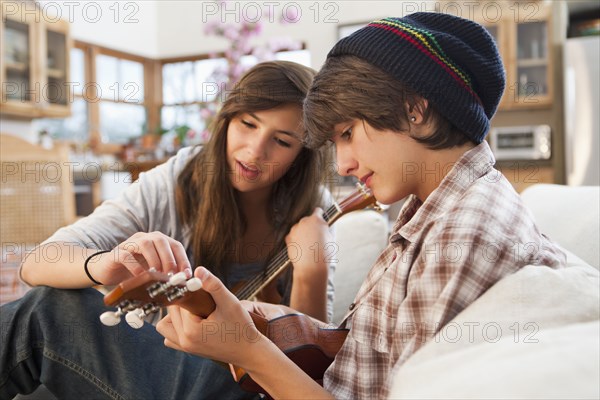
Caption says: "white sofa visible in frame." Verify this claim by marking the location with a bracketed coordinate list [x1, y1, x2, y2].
[332, 209, 389, 324]
[16, 185, 600, 399]
[332, 184, 599, 399]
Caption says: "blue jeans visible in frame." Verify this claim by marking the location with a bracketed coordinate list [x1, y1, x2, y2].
[0, 287, 256, 400]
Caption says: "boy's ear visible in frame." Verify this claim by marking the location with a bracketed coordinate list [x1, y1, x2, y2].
[406, 99, 429, 124]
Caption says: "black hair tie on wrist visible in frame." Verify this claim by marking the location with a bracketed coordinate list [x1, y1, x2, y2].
[84, 250, 111, 285]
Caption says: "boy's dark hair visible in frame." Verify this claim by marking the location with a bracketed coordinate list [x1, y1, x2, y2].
[305, 13, 505, 148]
[304, 55, 471, 150]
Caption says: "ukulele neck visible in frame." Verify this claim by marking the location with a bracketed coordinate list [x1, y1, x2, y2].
[235, 202, 340, 301]
[234, 183, 374, 301]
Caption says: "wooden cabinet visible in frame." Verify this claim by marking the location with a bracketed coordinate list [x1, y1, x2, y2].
[495, 161, 554, 193]
[478, 2, 553, 110]
[1, 1, 72, 118]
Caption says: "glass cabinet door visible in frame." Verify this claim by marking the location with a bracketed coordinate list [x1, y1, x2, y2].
[2, 18, 33, 103]
[41, 16, 71, 117]
[483, 23, 510, 109]
[516, 21, 550, 102]
[485, 25, 499, 44]
[1, 3, 71, 118]
[45, 28, 68, 106]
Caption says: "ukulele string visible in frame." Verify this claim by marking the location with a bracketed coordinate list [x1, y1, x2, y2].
[235, 203, 343, 300]
[235, 186, 374, 299]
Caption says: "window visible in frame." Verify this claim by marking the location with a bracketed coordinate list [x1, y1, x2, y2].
[33, 43, 309, 152]
[96, 54, 146, 144]
[33, 42, 157, 152]
[160, 49, 311, 140]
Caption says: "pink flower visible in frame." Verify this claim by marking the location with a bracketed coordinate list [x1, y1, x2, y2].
[200, 108, 214, 119]
[201, 129, 211, 142]
[281, 6, 301, 24]
[240, 40, 253, 54]
[231, 64, 245, 80]
[251, 22, 263, 36]
[199, 8, 305, 145]
[223, 25, 240, 41]
[203, 20, 220, 35]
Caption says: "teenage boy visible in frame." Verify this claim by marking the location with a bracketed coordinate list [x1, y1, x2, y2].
[157, 12, 565, 400]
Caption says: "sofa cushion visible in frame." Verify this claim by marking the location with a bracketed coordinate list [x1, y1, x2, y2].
[521, 184, 599, 269]
[332, 210, 388, 324]
[388, 250, 599, 399]
[390, 320, 599, 399]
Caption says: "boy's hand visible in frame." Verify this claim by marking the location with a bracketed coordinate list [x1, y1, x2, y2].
[90, 232, 192, 285]
[157, 267, 266, 367]
[240, 300, 295, 320]
[286, 207, 333, 274]
[285, 207, 332, 321]
[157, 268, 333, 399]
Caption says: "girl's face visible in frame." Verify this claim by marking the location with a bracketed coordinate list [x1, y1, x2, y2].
[226, 104, 305, 196]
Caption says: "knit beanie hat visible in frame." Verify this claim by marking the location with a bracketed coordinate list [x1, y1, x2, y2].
[327, 12, 505, 143]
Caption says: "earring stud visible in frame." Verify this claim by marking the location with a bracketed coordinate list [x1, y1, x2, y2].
[410, 116, 416, 122]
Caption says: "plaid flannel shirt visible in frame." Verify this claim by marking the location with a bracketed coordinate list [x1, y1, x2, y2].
[323, 141, 566, 399]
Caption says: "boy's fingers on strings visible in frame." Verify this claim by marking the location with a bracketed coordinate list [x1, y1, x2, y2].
[195, 267, 239, 306]
[162, 305, 205, 353]
[312, 207, 324, 218]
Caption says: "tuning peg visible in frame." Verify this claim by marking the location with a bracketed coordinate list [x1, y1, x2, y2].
[356, 181, 368, 194]
[100, 310, 123, 326]
[168, 272, 187, 286]
[125, 308, 145, 329]
[185, 277, 202, 292]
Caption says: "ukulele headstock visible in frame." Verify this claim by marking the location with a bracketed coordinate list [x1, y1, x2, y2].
[339, 183, 378, 212]
[327, 183, 379, 224]
[100, 269, 213, 329]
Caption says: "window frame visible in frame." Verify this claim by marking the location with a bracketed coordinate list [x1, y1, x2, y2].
[74, 40, 160, 153]
[59, 42, 308, 153]
[158, 44, 309, 135]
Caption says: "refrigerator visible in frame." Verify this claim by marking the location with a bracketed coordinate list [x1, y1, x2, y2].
[563, 35, 600, 186]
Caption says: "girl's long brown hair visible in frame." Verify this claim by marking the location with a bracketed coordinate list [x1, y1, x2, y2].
[176, 61, 332, 286]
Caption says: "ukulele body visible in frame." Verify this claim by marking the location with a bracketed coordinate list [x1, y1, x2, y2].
[231, 313, 348, 393]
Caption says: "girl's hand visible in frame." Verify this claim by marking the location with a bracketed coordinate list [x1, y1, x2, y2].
[156, 267, 264, 367]
[91, 231, 191, 285]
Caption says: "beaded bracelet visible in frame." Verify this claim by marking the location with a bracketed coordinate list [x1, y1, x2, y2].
[84, 250, 111, 285]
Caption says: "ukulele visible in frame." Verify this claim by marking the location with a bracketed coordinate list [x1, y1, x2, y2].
[100, 269, 350, 395]
[99, 184, 376, 394]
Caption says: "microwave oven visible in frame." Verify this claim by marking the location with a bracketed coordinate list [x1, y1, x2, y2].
[489, 125, 551, 160]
